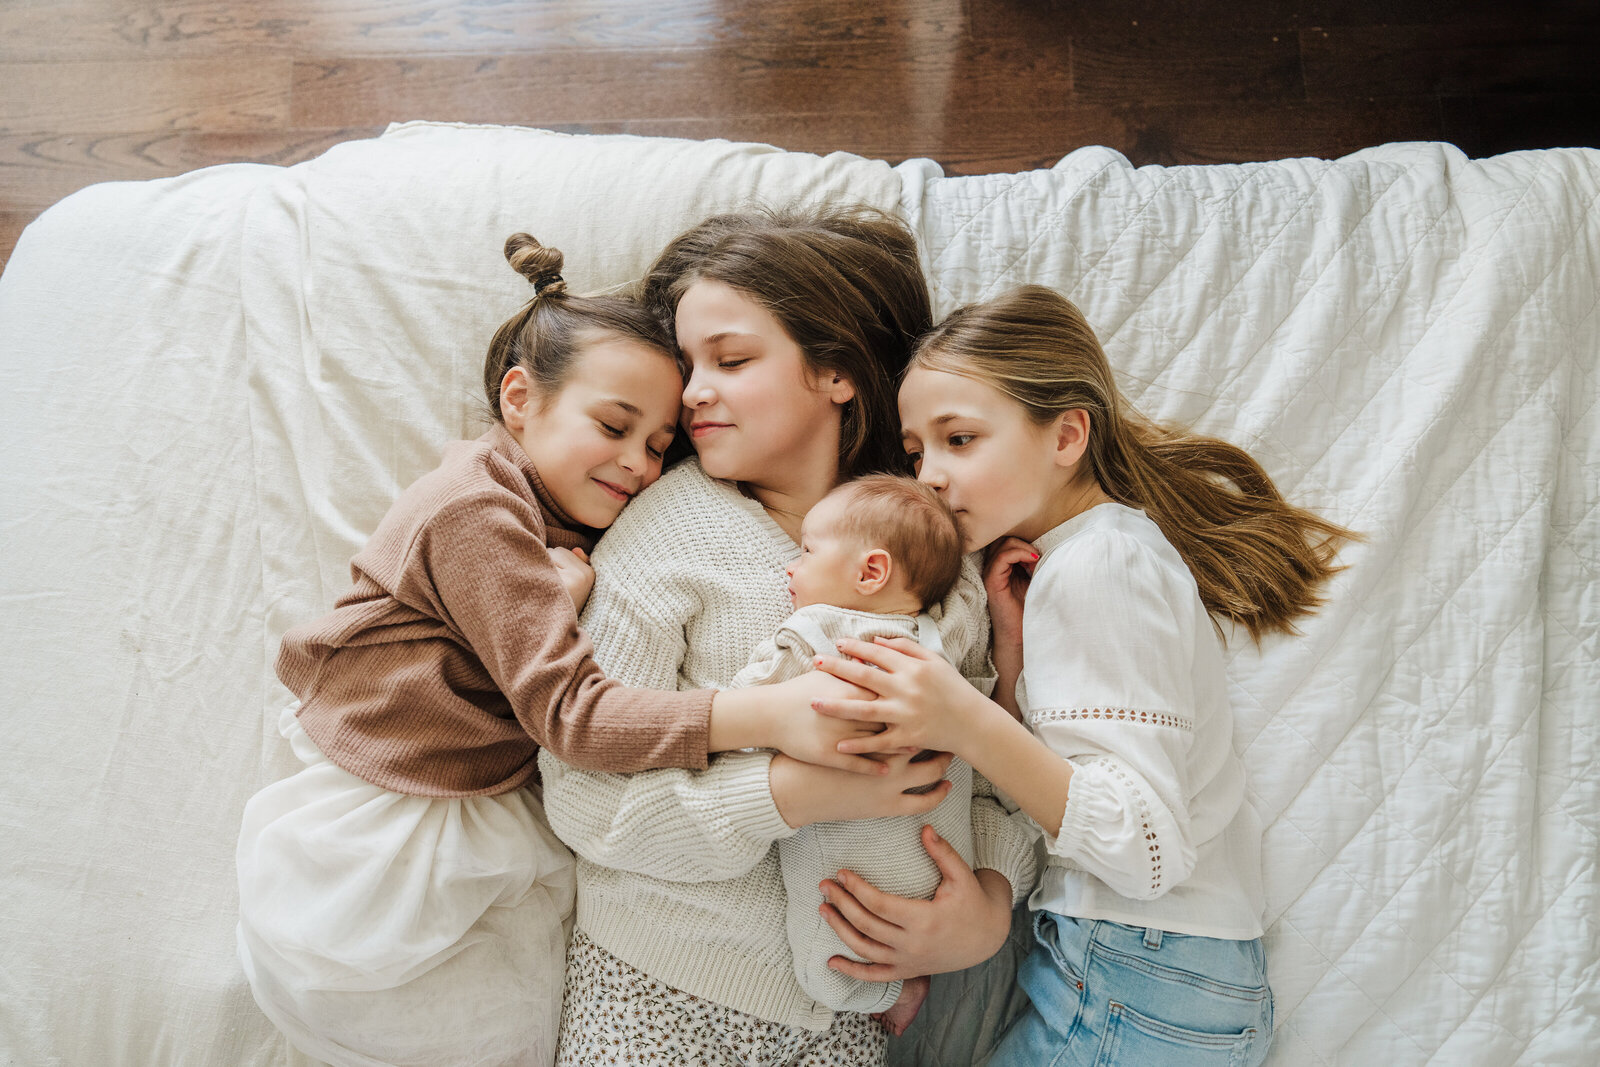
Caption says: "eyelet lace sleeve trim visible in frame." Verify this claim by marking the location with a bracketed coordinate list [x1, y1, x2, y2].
[1090, 756, 1164, 895]
[1030, 706, 1194, 731]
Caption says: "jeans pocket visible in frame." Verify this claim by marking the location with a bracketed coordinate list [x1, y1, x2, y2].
[1031, 911, 1086, 988]
[1096, 1000, 1260, 1067]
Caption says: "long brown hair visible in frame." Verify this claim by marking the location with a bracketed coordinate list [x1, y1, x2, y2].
[484, 233, 676, 421]
[914, 285, 1358, 643]
[641, 205, 932, 479]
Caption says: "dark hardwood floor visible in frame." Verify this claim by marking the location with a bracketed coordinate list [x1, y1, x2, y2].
[2, 0, 1597, 271]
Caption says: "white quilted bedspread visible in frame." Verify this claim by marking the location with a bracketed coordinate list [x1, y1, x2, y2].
[1, 124, 1595, 1065]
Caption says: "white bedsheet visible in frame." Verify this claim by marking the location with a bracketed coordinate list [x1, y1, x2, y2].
[1, 122, 1595, 1065]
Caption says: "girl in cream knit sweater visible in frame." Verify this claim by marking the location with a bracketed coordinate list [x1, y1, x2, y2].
[539, 208, 1039, 1066]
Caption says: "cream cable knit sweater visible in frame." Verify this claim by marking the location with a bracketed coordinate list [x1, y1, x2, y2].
[538, 460, 1038, 1032]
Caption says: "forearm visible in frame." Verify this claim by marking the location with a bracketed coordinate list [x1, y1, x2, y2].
[707, 685, 778, 752]
[961, 696, 1073, 837]
[538, 748, 793, 882]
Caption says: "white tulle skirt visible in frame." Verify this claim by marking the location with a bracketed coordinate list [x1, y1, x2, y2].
[237, 705, 576, 1067]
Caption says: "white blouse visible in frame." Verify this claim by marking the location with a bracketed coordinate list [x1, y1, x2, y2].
[1018, 503, 1265, 940]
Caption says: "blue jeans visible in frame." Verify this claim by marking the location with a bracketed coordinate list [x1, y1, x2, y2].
[987, 911, 1273, 1067]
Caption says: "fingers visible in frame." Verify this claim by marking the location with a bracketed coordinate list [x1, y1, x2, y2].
[813, 696, 889, 724]
[920, 825, 974, 883]
[820, 878, 902, 947]
[827, 953, 899, 983]
[827, 638, 904, 672]
[835, 727, 914, 754]
[813, 750, 894, 777]
[831, 867, 909, 925]
[899, 779, 953, 814]
[570, 547, 590, 562]
[813, 654, 890, 694]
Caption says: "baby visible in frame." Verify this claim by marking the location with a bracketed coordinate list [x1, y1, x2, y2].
[729, 474, 977, 1035]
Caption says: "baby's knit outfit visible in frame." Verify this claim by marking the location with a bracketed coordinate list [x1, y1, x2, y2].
[730, 604, 978, 1014]
[539, 459, 1038, 1050]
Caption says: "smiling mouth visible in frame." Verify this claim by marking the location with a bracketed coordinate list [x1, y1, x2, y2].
[690, 422, 732, 439]
[594, 479, 633, 502]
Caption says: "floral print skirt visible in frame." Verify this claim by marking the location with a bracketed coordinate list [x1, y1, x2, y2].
[555, 929, 886, 1067]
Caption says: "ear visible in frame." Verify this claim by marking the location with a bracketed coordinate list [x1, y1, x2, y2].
[826, 371, 856, 406]
[1051, 409, 1092, 469]
[500, 366, 533, 433]
[855, 548, 893, 595]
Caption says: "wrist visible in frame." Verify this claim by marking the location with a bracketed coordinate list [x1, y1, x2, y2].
[974, 867, 1013, 903]
[767, 753, 808, 828]
[707, 688, 776, 753]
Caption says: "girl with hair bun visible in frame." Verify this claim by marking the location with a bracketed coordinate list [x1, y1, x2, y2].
[814, 284, 1360, 1066]
[235, 234, 917, 1067]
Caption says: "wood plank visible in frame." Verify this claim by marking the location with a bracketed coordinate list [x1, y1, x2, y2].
[0, 0, 969, 61]
[596, 97, 1442, 170]
[0, 59, 291, 134]
[0, 128, 382, 213]
[1441, 93, 1600, 156]
[1069, 27, 1303, 105]
[289, 40, 1071, 128]
[1302, 24, 1600, 99]
[0, 209, 37, 277]
[970, 0, 1596, 37]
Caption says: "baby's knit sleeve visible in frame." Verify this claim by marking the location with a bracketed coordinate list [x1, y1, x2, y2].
[727, 621, 820, 690]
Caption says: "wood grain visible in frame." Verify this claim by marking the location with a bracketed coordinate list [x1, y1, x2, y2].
[0, 0, 1595, 275]
[289, 39, 1072, 128]
[0, 59, 290, 134]
[0, 0, 970, 61]
[0, 128, 382, 212]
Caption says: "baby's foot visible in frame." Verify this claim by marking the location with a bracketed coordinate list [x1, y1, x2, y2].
[875, 975, 930, 1037]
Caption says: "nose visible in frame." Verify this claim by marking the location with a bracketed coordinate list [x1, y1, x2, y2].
[682, 368, 714, 408]
[617, 439, 647, 476]
[917, 458, 948, 492]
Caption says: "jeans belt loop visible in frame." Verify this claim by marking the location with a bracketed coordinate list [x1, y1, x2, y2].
[1143, 927, 1163, 950]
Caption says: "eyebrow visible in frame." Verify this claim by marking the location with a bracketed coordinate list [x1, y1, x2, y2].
[700, 330, 759, 346]
[900, 413, 967, 439]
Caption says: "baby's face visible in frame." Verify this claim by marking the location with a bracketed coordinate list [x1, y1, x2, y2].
[785, 494, 873, 609]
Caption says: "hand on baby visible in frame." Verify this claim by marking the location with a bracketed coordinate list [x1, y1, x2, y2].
[549, 547, 594, 612]
[768, 750, 954, 828]
[763, 670, 897, 776]
[813, 638, 995, 757]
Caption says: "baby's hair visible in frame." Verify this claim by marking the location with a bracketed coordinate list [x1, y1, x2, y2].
[913, 284, 1359, 643]
[640, 205, 932, 478]
[483, 233, 677, 421]
[825, 475, 963, 608]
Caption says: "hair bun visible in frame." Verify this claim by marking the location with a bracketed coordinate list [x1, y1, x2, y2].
[504, 233, 568, 297]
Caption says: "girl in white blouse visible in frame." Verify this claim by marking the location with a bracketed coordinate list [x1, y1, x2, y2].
[811, 285, 1356, 1067]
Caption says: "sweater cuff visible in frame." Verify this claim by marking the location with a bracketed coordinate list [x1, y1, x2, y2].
[971, 799, 1040, 908]
[669, 687, 716, 769]
[716, 750, 798, 845]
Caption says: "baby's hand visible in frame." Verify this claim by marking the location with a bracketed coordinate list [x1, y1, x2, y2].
[549, 547, 594, 612]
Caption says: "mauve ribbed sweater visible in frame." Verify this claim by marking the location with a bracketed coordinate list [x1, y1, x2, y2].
[277, 422, 712, 798]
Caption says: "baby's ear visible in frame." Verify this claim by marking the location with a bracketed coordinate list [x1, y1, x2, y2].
[857, 548, 893, 595]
